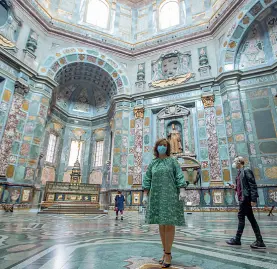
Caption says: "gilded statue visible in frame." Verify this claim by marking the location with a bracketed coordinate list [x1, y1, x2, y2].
[168, 124, 183, 154]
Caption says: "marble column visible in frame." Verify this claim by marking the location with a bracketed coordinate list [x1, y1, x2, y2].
[183, 115, 190, 152]
[133, 107, 144, 185]
[0, 81, 29, 177]
[201, 95, 222, 186]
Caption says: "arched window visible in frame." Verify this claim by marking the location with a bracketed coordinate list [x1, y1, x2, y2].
[159, 0, 180, 30]
[68, 140, 83, 166]
[46, 134, 57, 163]
[0, 1, 9, 27]
[86, 0, 109, 29]
[94, 140, 104, 167]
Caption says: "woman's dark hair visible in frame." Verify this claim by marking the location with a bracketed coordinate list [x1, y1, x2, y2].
[153, 138, 171, 158]
[117, 190, 122, 194]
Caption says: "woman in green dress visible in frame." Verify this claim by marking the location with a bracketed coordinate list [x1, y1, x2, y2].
[142, 138, 187, 268]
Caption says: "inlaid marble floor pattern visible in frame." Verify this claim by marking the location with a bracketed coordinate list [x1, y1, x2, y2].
[0, 211, 277, 269]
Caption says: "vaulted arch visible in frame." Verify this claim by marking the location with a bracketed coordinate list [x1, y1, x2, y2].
[219, 0, 277, 73]
[38, 47, 130, 95]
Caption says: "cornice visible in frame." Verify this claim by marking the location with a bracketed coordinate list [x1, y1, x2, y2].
[0, 47, 36, 77]
[14, 0, 243, 57]
[0, 47, 58, 89]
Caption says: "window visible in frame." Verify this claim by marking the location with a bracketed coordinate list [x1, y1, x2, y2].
[0, 1, 9, 27]
[68, 140, 83, 166]
[159, 0, 180, 30]
[86, 0, 109, 29]
[46, 134, 57, 163]
[94, 141, 104, 167]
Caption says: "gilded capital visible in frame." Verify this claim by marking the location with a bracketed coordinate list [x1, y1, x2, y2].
[201, 95, 215, 108]
[133, 107, 145, 119]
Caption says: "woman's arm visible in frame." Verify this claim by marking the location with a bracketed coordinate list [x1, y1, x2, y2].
[142, 160, 154, 191]
[172, 158, 186, 188]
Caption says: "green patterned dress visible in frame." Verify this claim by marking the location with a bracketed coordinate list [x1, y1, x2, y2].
[142, 157, 186, 226]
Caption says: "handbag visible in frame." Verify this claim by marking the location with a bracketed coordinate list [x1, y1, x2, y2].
[114, 207, 118, 211]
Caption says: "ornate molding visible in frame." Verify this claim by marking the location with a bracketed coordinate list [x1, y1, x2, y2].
[150, 73, 194, 88]
[157, 104, 190, 119]
[0, 34, 15, 49]
[14, 81, 29, 96]
[201, 95, 215, 108]
[133, 107, 144, 119]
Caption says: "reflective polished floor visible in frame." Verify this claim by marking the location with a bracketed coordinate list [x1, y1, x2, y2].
[0, 210, 277, 269]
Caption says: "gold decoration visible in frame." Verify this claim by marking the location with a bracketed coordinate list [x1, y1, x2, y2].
[201, 95, 215, 108]
[238, 12, 244, 19]
[133, 107, 144, 119]
[0, 34, 15, 48]
[265, 167, 277, 179]
[229, 41, 237, 49]
[150, 73, 193, 88]
[72, 128, 86, 138]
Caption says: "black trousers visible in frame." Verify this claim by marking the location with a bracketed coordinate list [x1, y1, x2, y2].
[236, 198, 262, 241]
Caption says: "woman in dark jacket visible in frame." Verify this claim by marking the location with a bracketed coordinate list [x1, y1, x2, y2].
[115, 191, 125, 220]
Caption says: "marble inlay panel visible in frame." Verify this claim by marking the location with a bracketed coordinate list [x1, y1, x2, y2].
[204, 107, 221, 182]
[0, 94, 24, 176]
[133, 118, 143, 185]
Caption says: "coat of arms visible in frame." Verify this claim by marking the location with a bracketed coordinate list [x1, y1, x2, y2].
[150, 50, 194, 88]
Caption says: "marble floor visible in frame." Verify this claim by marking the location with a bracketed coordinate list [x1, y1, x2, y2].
[0, 210, 276, 269]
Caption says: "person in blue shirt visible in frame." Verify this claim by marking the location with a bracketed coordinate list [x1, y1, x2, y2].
[115, 191, 125, 220]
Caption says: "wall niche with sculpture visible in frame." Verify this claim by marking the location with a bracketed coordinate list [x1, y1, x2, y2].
[157, 104, 200, 185]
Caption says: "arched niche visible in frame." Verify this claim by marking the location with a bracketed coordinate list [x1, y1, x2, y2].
[38, 47, 130, 95]
[157, 104, 193, 155]
[219, 0, 277, 73]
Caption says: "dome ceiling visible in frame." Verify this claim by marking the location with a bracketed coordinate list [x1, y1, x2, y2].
[54, 62, 116, 117]
[24, 0, 237, 52]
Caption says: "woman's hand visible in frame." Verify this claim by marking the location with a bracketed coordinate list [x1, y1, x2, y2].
[179, 188, 186, 201]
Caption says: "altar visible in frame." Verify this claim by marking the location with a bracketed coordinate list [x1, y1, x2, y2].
[39, 182, 105, 214]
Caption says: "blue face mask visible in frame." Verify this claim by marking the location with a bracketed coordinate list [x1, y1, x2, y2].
[157, 145, 167, 155]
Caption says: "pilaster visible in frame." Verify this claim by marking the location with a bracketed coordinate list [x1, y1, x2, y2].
[201, 94, 223, 186]
[0, 81, 29, 177]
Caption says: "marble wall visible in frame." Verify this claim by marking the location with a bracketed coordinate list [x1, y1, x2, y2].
[1, 0, 277, 209]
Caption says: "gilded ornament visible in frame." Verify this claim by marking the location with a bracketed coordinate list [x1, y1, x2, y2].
[150, 73, 193, 88]
[72, 128, 86, 138]
[238, 12, 244, 19]
[133, 107, 145, 119]
[0, 34, 15, 48]
[243, 16, 250, 25]
[201, 95, 215, 108]
[229, 41, 237, 49]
